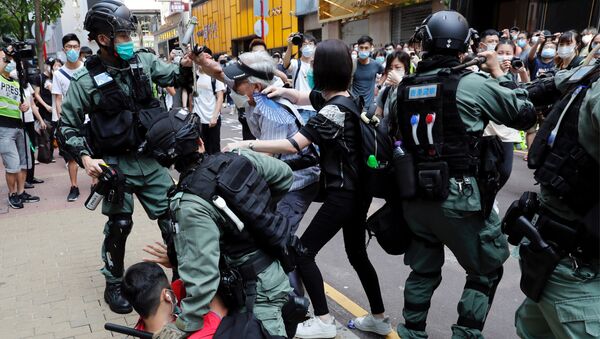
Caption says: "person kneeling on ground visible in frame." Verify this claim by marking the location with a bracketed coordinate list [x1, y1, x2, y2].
[122, 261, 226, 338]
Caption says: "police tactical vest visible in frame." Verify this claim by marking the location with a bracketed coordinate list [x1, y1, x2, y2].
[528, 69, 600, 215]
[396, 69, 479, 175]
[176, 152, 291, 259]
[85, 53, 159, 156]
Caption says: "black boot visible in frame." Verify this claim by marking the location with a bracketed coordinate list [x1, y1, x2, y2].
[104, 282, 132, 314]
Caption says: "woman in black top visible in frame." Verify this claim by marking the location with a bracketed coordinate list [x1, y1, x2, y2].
[225, 39, 390, 338]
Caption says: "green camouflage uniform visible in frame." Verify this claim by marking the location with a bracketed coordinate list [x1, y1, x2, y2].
[170, 149, 292, 336]
[515, 67, 600, 339]
[389, 71, 534, 339]
[59, 52, 186, 283]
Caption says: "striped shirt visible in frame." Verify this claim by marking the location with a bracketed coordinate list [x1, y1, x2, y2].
[245, 98, 319, 191]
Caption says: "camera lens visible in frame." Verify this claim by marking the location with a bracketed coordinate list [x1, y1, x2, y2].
[291, 34, 304, 46]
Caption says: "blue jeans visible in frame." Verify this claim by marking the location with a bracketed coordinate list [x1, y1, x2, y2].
[276, 182, 319, 235]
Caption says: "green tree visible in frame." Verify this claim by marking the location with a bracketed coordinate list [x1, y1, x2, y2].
[0, 0, 63, 70]
[0, 0, 63, 40]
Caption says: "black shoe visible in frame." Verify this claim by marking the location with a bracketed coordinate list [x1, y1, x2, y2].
[31, 178, 44, 184]
[67, 186, 80, 202]
[8, 193, 23, 209]
[19, 191, 40, 203]
[24, 182, 35, 189]
[104, 282, 132, 314]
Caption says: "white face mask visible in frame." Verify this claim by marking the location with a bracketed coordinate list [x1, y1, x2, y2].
[486, 43, 497, 52]
[582, 35, 593, 45]
[301, 45, 315, 58]
[9, 69, 18, 80]
[557, 45, 575, 59]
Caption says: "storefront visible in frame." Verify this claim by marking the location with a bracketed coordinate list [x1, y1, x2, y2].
[452, 0, 599, 35]
[319, 0, 440, 47]
[154, 12, 186, 58]
[191, 0, 300, 55]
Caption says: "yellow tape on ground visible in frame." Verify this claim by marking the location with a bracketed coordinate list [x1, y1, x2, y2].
[324, 282, 401, 339]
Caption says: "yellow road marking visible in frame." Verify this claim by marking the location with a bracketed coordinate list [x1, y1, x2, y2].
[324, 282, 401, 339]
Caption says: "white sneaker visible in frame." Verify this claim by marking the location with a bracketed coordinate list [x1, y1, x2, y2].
[353, 314, 393, 336]
[295, 316, 337, 338]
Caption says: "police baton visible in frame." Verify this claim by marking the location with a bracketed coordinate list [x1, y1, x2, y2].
[451, 56, 486, 71]
[104, 323, 153, 339]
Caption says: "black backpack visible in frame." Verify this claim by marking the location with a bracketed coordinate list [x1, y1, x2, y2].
[327, 95, 396, 199]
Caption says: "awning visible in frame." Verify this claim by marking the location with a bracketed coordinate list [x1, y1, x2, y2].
[318, 0, 430, 23]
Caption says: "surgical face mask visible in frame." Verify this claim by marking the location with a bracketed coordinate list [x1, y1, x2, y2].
[306, 67, 314, 89]
[511, 34, 518, 40]
[582, 35, 593, 45]
[385, 48, 394, 56]
[485, 43, 497, 51]
[517, 39, 527, 48]
[301, 45, 315, 58]
[531, 36, 539, 44]
[115, 40, 135, 61]
[375, 56, 385, 64]
[358, 51, 370, 60]
[230, 89, 250, 107]
[4, 60, 16, 74]
[496, 55, 513, 64]
[541, 48, 556, 58]
[391, 68, 405, 80]
[557, 45, 575, 59]
[66, 49, 80, 63]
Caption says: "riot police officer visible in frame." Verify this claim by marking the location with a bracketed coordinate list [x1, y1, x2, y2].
[503, 60, 600, 338]
[388, 11, 537, 338]
[59, 0, 193, 314]
[142, 108, 292, 338]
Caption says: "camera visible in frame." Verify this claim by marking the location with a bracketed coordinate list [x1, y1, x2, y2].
[290, 33, 304, 46]
[3, 37, 37, 60]
[511, 57, 524, 69]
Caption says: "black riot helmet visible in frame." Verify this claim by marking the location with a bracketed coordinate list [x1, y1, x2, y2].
[84, 0, 137, 40]
[413, 10, 474, 55]
[143, 108, 202, 169]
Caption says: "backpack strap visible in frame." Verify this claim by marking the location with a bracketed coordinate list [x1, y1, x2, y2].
[292, 59, 303, 89]
[58, 68, 72, 81]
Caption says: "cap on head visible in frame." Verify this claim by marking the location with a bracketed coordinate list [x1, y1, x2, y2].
[414, 10, 472, 54]
[143, 108, 202, 169]
[84, 0, 137, 40]
[223, 59, 274, 81]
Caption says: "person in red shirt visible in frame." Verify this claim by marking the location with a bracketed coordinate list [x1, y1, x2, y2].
[122, 261, 226, 338]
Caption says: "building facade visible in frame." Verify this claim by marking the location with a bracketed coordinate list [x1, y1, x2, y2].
[190, 0, 299, 56]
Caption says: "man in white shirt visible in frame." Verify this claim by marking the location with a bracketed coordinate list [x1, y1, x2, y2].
[283, 33, 318, 123]
[52, 33, 85, 202]
[192, 49, 225, 154]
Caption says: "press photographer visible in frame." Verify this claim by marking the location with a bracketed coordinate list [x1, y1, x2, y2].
[0, 40, 39, 209]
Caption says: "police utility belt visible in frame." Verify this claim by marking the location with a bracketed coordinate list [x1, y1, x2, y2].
[502, 191, 598, 302]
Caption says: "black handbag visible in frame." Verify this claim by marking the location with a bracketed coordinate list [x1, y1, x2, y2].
[366, 200, 412, 255]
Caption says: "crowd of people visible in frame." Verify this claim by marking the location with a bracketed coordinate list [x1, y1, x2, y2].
[0, 2, 598, 339]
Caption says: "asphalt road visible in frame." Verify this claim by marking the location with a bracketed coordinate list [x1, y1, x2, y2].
[219, 109, 537, 339]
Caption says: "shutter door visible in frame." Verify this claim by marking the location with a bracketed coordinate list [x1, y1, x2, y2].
[391, 2, 431, 44]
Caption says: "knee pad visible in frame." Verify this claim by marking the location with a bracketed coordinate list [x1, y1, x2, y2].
[108, 214, 133, 235]
[104, 214, 133, 278]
